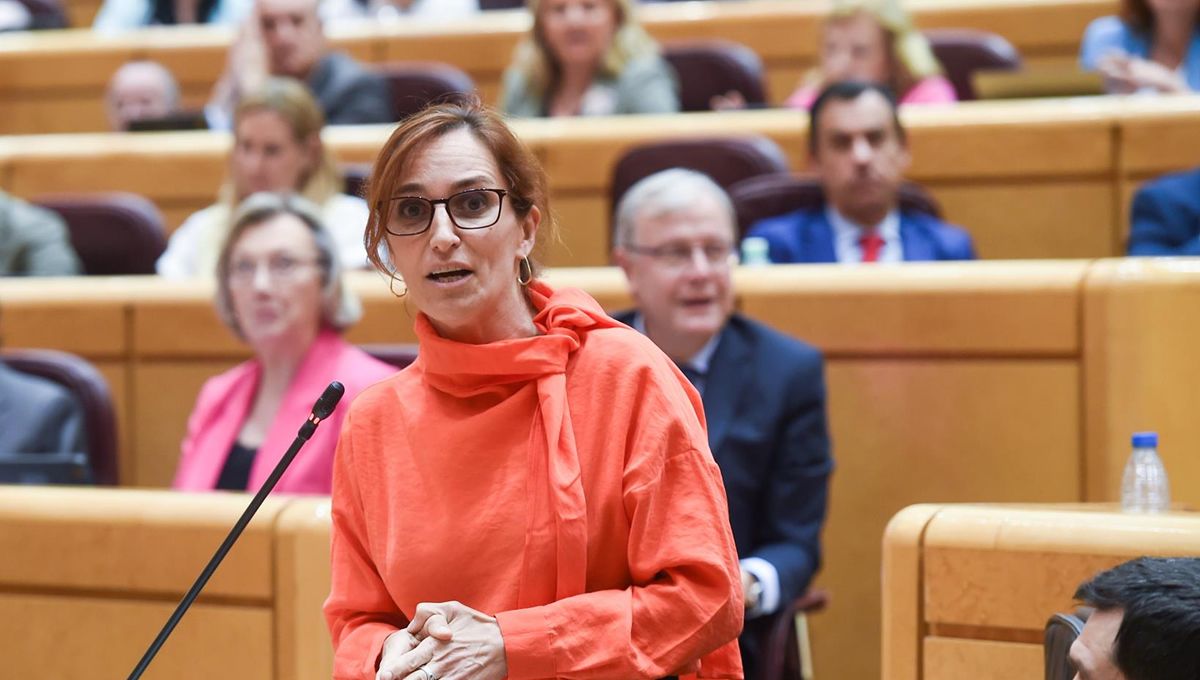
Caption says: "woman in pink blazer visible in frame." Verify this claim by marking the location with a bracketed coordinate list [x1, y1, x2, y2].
[173, 192, 395, 494]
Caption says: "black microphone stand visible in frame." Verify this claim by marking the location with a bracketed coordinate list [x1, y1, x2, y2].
[127, 381, 345, 680]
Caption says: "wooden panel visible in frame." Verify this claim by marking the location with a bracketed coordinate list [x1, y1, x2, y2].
[737, 261, 1086, 355]
[0, 594, 272, 679]
[813, 359, 1081, 680]
[923, 638, 1043, 680]
[1118, 99, 1200, 176]
[275, 499, 336, 680]
[1083, 258, 1200, 505]
[132, 360, 241, 488]
[95, 360, 131, 480]
[881, 505, 943, 680]
[0, 293, 127, 358]
[0, 486, 281, 598]
[931, 181, 1117, 260]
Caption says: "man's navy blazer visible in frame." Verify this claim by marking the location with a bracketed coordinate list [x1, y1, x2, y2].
[1127, 168, 1200, 256]
[613, 311, 832, 609]
[746, 206, 976, 263]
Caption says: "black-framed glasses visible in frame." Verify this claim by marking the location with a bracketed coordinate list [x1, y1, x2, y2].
[383, 188, 508, 236]
[624, 242, 737, 270]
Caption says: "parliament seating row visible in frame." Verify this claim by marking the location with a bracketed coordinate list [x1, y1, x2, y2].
[0, 0, 1114, 134]
[882, 504, 1200, 680]
[2, 97, 1199, 267]
[6, 256, 1200, 678]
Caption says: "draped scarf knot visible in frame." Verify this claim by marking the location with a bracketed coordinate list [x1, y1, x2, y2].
[414, 281, 623, 606]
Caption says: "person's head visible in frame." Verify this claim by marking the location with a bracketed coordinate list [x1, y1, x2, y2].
[512, 0, 658, 99]
[364, 100, 551, 344]
[819, 0, 942, 96]
[808, 81, 910, 227]
[613, 169, 737, 357]
[105, 60, 181, 131]
[228, 78, 339, 204]
[216, 192, 360, 351]
[1070, 557, 1200, 680]
[257, 0, 326, 79]
[1120, 0, 1200, 32]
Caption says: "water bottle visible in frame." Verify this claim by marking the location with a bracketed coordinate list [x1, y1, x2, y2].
[1121, 431, 1170, 512]
[741, 236, 771, 266]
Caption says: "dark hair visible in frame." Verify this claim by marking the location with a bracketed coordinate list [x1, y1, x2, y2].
[807, 80, 905, 156]
[1120, 0, 1200, 32]
[1074, 557, 1200, 680]
[363, 98, 554, 279]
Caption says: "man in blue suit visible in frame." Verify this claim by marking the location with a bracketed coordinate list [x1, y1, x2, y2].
[747, 81, 975, 263]
[1127, 168, 1200, 256]
[613, 168, 833, 680]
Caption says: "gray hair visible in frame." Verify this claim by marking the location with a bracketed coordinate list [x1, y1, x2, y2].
[109, 60, 181, 109]
[215, 192, 362, 340]
[613, 168, 737, 250]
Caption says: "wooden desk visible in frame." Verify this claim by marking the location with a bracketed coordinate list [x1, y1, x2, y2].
[882, 504, 1200, 680]
[2, 0, 1113, 134]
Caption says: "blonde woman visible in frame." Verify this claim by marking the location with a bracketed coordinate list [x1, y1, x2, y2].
[157, 78, 369, 278]
[785, 0, 955, 109]
[500, 0, 679, 117]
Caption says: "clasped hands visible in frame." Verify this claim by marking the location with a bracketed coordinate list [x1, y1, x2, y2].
[376, 601, 508, 680]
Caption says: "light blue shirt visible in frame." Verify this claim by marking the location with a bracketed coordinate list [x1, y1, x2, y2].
[629, 312, 782, 617]
[92, 0, 252, 32]
[827, 206, 903, 264]
[1080, 16, 1200, 93]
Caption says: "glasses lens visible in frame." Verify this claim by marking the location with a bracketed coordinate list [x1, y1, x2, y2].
[448, 190, 501, 229]
[390, 197, 432, 235]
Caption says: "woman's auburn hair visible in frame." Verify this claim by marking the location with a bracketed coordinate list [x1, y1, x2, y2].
[218, 77, 343, 208]
[362, 99, 555, 277]
[506, 0, 661, 102]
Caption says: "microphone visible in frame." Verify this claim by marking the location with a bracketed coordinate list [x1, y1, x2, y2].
[127, 381, 345, 680]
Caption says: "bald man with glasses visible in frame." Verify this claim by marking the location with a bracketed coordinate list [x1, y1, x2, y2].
[612, 168, 833, 680]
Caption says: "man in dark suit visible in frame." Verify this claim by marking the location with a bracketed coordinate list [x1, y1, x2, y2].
[613, 168, 833, 680]
[1126, 168, 1200, 256]
[0, 310, 85, 464]
[209, 0, 392, 126]
[747, 81, 975, 264]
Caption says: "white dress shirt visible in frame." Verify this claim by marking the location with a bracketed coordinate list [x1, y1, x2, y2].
[827, 206, 903, 264]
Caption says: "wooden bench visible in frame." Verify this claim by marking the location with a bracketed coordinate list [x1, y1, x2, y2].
[0, 0, 1114, 134]
[12, 96, 1200, 267]
[882, 504, 1200, 680]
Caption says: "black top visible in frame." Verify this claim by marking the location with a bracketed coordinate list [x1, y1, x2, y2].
[215, 441, 257, 491]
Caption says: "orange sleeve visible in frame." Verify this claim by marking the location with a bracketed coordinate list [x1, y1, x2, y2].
[496, 445, 744, 679]
[324, 410, 408, 680]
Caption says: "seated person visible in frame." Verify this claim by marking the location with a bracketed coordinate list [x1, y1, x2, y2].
[783, 0, 955, 109]
[0, 191, 82, 276]
[173, 192, 394, 494]
[0, 311, 85, 459]
[322, 0, 478, 25]
[1127, 167, 1200, 256]
[93, 0, 252, 32]
[613, 168, 832, 680]
[106, 60, 182, 132]
[747, 81, 976, 264]
[1080, 0, 1200, 95]
[207, 0, 392, 128]
[157, 78, 371, 278]
[1071, 557, 1200, 679]
[501, 0, 679, 117]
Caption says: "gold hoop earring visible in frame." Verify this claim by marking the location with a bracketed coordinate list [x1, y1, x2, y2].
[389, 274, 407, 298]
[517, 256, 533, 286]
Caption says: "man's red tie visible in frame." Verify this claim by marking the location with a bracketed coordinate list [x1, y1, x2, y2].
[859, 232, 885, 263]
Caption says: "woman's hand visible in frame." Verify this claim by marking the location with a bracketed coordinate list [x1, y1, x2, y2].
[376, 630, 423, 680]
[1098, 53, 1189, 94]
[377, 601, 508, 680]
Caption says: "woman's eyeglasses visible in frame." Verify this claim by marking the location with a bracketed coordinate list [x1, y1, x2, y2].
[383, 188, 508, 236]
[228, 255, 319, 285]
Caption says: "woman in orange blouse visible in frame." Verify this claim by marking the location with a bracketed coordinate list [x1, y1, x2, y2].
[323, 100, 744, 680]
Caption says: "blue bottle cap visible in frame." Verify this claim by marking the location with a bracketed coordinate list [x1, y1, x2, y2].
[1132, 432, 1158, 448]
